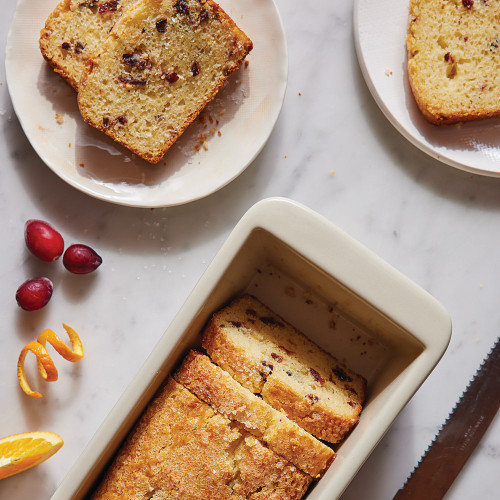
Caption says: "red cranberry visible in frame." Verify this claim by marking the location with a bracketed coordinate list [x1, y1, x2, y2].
[16, 277, 53, 311]
[24, 219, 64, 262]
[156, 18, 168, 32]
[63, 244, 102, 274]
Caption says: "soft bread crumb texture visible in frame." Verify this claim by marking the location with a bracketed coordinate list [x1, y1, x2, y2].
[407, 0, 500, 124]
[77, 0, 253, 163]
[174, 349, 335, 478]
[40, 0, 137, 90]
[91, 378, 312, 500]
[202, 294, 367, 444]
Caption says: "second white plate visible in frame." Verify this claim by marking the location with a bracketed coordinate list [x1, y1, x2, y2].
[6, 0, 287, 207]
[354, 0, 500, 177]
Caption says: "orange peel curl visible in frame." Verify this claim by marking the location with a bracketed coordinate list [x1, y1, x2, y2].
[17, 324, 84, 398]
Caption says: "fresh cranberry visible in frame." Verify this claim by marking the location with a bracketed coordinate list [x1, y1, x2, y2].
[63, 244, 102, 274]
[24, 219, 64, 262]
[16, 277, 53, 311]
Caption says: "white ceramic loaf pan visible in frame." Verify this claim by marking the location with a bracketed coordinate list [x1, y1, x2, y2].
[51, 197, 451, 500]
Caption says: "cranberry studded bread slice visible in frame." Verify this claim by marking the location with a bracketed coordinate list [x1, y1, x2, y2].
[77, 0, 253, 163]
[407, 0, 500, 124]
[40, 0, 137, 90]
[92, 377, 312, 500]
[175, 350, 335, 478]
[202, 295, 367, 444]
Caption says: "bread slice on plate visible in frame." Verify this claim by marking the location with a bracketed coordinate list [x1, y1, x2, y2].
[40, 0, 138, 90]
[202, 294, 367, 444]
[407, 0, 500, 124]
[92, 378, 312, 499]
[77, 0, 253, 163]
[175, 349, 335, 478]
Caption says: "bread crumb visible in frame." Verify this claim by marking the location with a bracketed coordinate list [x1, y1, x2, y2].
[385, 69, 393, 76]
[217, 130, 222, 137]
[55, 113, 64, 124]
[203, 141, 209, 150]
[330, 170, 335, 175]
[244, 60, 249, 68]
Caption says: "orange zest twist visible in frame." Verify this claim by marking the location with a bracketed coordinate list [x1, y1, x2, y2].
[17, 324, 84, 398]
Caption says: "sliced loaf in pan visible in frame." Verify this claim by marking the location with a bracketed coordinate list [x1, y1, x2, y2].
[202, 294, 367, 444]
[175, 349, 335, 478]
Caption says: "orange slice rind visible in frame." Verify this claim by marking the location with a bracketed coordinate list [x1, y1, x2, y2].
[17, 324, 84, 398]
[0, 431, 63, 480]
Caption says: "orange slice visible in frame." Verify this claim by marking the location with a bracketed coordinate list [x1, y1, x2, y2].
[0, 431, 63, 480]
[17, 324, 84, 398]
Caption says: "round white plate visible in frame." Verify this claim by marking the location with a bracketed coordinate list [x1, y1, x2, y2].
[5, 0, 287, 207]
[354, 0, 500, 177]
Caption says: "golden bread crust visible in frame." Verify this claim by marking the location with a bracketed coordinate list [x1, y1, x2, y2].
[92, 377, 311, 499]
[174, 349, 335, 478]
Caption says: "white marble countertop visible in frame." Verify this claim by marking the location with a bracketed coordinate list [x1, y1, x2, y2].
[1, 0, 499, 498]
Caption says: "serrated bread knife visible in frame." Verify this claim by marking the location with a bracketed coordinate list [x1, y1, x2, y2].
[393, 338, 499, 500]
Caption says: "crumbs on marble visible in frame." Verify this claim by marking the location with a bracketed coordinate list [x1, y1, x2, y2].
[79, 162, 85, 167]
[385, 69, 393, 77]
[55, 113, 64, 124]
[330, 170, 336, 176]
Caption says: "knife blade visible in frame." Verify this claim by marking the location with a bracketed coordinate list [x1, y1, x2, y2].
[393, 337, 500, 500]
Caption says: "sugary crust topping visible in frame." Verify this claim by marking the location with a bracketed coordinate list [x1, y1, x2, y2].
[174, 350, 335, 478]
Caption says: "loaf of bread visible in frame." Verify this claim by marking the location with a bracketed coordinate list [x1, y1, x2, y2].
[174, 349, 335, 478]
[202, 294, 367, 444]
[92, 377, 312, 499]
[77, 0, 253, 163]
[40, 0, 137, 90]
[407, 0, 500, 124]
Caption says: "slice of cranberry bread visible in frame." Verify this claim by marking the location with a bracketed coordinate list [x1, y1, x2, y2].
[407, 0, 500, 124]
[202, 294, 367, 444]
[40, 0, 137, 90]
[174, 349, 335, 478]
[77, 0, 253, 163]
